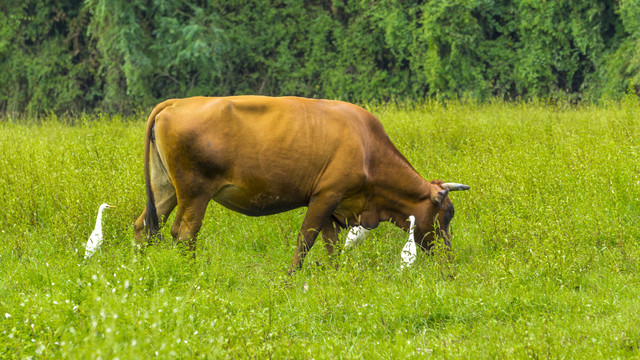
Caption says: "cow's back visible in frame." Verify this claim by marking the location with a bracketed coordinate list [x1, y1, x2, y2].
[152, 96, 379, 215]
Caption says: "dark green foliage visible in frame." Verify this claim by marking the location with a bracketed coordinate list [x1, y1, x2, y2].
[1, 0, 639, 114]
[0, 0, 95, 114]
[596, 0, 640, 97]
[85, 0, 228, 112]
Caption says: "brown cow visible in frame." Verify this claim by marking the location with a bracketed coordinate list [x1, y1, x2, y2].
[133, 96, 469, 274]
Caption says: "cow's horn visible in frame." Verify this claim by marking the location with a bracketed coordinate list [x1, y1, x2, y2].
[443, 183, 471, 191]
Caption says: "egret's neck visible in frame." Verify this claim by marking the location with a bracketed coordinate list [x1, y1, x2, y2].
[408, 216, 415, 241]
[94, 208, 105, 230]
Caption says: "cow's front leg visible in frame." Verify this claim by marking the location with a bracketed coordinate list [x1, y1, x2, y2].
[320, 220, 341, 270]
[288, 193, 340, 275]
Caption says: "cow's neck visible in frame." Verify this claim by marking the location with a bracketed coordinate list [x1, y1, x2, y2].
[369, 161, 429, 229]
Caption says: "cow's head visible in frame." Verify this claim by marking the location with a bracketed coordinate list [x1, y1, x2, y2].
[414, 180, 470, 251]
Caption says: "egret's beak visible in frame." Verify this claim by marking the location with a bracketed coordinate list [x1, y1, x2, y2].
[107, 205, 116, 209]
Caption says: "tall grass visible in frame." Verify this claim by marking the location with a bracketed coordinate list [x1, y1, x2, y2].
[1, 100, 639, 358]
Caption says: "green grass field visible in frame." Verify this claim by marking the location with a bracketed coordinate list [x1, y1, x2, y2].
[1, 100, 639, 358]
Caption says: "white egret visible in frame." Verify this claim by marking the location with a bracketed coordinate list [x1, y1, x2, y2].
[85, 203, 115, 259]
[400, 215, 417, 268]
[344, 226, 369, 249]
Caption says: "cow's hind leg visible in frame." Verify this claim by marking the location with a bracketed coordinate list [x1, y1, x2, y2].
[170, 194, 210, 256]
[134, 138, 178, 248]
[288, 192, 341, 275]
[134, 181, 177, 248]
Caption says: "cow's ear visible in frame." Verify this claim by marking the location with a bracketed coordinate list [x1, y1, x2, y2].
[431, 188, 449, 207]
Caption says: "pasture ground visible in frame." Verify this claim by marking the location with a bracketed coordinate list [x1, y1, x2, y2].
[1, 99, 639, 358]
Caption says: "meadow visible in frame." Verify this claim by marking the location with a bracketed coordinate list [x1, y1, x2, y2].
[1, 99, 639, 358]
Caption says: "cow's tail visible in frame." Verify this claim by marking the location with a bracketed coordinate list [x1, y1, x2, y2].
[143, 101, 171, 239]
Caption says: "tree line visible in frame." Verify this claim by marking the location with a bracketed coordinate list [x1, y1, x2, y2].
[1, 0, 639, 114]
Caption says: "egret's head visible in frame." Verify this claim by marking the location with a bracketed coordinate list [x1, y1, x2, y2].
[100, 203, 116, 211]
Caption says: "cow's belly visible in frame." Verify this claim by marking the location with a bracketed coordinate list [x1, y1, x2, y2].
[212, 184, 305, 216]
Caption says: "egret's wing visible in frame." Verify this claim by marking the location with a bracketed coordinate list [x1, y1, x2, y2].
[85, 231, 103, 258]
[400, 238, 416, 268]
[400, 215, 417, 269]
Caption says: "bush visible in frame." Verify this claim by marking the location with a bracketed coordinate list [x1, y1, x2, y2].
[1, 0, 639, 114]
